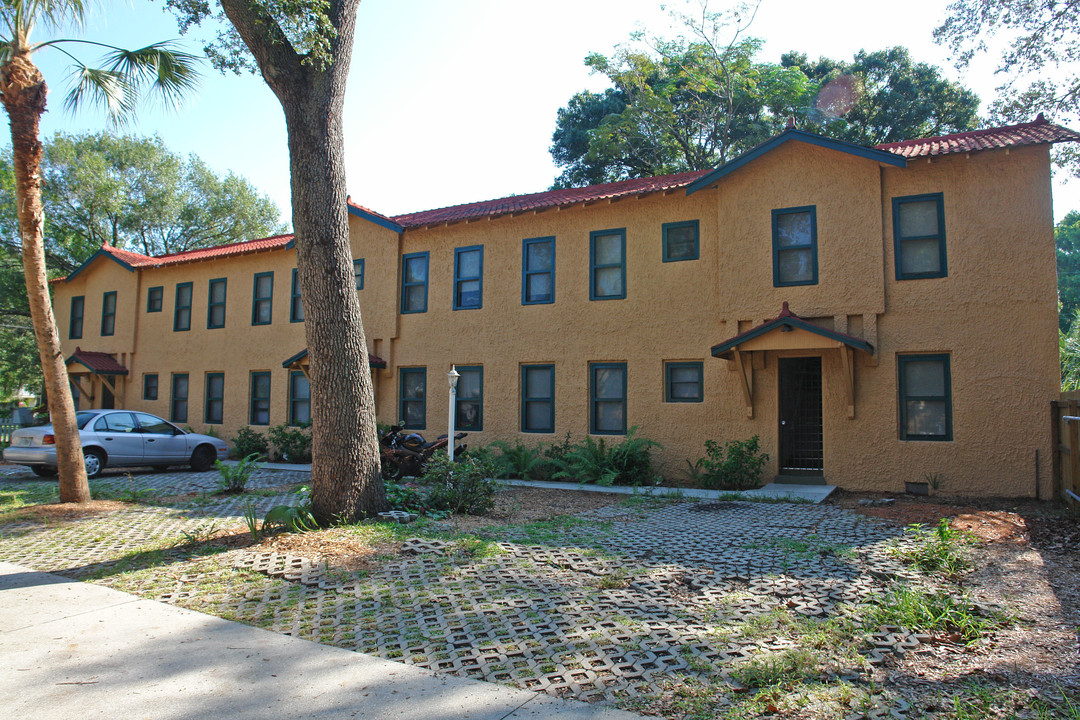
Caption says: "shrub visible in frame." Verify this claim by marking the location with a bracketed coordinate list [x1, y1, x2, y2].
[888, 519, 974, 576]
[215, 453, 262, 493]
[233, 427, 269, 459]
[700, 436, 769, 490]
[552, 427, 660, 486]
[385, 482, 426, 512]
[421, 452, 499, 516]
[533, 431, 574, 482]
[490, 440, 546, 480]
[268, 422, 312, 463]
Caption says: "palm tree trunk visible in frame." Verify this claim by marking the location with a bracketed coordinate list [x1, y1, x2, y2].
[0, 53, 91, 503]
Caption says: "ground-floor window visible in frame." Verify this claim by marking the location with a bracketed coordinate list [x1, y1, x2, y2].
[897, 353, 952, 441]
[171, 374, 189, 424]
[205, 373, 224, 424]
[590, 362, 627, 435]
[399, 367, 426, 429]
[455, 366, 482, 431]
[288, 371, 310, 426]
[143, 374, 158, 401]
[521, 364, 554, 433]
[664, 361, 703, 402]
[250, 372, 271, 425]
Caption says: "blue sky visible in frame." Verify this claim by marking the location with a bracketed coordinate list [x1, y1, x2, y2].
[30, 0, 1080, 224]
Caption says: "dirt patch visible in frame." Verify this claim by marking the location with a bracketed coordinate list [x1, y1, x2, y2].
[1, 499, 130, 524]
[256, 531, 401, 572]
[439, 485, 620, 533]
[836, 493, 1036, 544]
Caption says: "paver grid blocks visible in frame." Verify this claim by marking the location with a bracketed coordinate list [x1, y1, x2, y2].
[0, 469, 949, 714]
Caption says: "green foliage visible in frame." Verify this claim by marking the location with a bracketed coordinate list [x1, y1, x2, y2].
[233, 426, 269, 459]
[489, 439, 546, 480]
[263, 503, 318, 532]
[241, 499, 260, 541]
[700, 436, 769, 490]
[268, 422, 311, 463]
[421, 452, 499, 516]
[1058, 211, 1080, 331]
[730, 648, 821, 689]
[864, 587, 1007, 644]
[889, 519, 974, 576]
[214, 453, 261, 494]
[43, 132, 285, 257]
[551, 427, 660, 486]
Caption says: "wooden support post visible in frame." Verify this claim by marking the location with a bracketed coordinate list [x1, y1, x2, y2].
[733, 350, 753, 418]
[71, 375, 93, 403]
[840, 345, 855, 419]
[1051, 401, 1062, 502]
[99, 374, 117, 397]
[1070, 401, 1079, 502]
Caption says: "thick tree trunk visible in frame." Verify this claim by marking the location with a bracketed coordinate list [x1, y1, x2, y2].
[0, 54, 90, 503]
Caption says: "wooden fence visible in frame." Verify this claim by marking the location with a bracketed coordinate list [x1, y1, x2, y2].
[1052, 392, 1080, 504]
[0, 417, 17, 445]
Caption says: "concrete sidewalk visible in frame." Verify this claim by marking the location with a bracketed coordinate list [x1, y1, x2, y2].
[0, 562, 642, 720]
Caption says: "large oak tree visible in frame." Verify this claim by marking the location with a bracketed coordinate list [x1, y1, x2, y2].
[166, 0, 386, 522]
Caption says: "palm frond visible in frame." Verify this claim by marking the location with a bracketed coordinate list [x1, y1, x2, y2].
[64, 63, 135, 122]
[103, 41, 201, 112]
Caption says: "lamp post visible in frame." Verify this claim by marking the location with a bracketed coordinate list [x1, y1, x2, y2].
[447, 366, 460, 461]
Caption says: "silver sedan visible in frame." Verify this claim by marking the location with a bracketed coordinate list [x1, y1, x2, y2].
[2, 410, 230, 478]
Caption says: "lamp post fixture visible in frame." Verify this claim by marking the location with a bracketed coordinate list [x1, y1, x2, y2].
[447, 366, 460, 461]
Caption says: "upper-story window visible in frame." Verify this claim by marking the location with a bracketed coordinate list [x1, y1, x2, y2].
[146, 286, 163, 313]
[662, 220, 700, 262]
[590, 228, 626, 300]
[893, 193, 947, 280]
[100, 291, 116, 336]
[665, 361, 704, 402]
[207, 278, 227, 329]
[401, 252, 429, 314]
[69, 296, 84, 339]
[252, 272, 273, 325]
[453, 246, 483, 310]
[174, 282, 193, 332]
[773, 206, 818, 286]
[354, 259, 365, 290]
[290, 269, 304, 323]
[522, 236, 554, 305]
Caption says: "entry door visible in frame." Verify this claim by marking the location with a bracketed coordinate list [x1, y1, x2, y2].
[101, 383, 115, 409]
[778, 357, 823, 474]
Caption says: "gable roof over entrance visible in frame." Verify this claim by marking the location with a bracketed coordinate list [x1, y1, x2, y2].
[710, 302, 873, 360]
[66, 348, 129, 375]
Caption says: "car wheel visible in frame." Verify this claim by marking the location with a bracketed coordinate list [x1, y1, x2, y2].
[151, 465, 169, 472]
[31, 466, 58, 477]
[83, 449, 105, 479]
[189, 445, 215, 472]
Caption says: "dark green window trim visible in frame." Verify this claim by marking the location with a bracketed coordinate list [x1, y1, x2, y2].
[897, 353, 953, 441]
[522, 236, 555, 305]
[100, 291, 116, 336]
[590, 362, 627, 435]
[170, 373, 189, 424]
[146, 286, 163, 313]
[772, 206, 818, 287]
[453, 245, 483, 310]
[520, 364, 555, 433]
[250, 372, 271, 426]
[662, 220, 700, 262]
[401, 252, 429, 314]
[207, 278, 227, 329]
[398, 367, 427, 429]
[69, 295, 84, 339]
[893, 192, 947, 280]
[665, 361, 704, 402]
[455, 365, 483, 431]
[290, 269, 304, 323]
[174, 282, 193, 332]
[252, 272, 273, 326]
[143, 373, 158, 401]
[354, 259, 365, 290]
[288, 371, 310, 426]
[204, 372, 224, 424]
[589, 228, 626, 300]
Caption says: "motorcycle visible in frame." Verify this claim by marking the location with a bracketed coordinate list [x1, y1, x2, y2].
[379, 424, 468, 479]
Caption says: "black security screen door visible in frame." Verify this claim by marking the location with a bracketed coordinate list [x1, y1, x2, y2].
[778, 357, 823, 473]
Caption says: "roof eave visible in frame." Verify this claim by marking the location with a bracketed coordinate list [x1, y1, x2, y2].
[64, 248, 137, 282]
[348, 204, 404, 233]
[686, 129, 908, 196]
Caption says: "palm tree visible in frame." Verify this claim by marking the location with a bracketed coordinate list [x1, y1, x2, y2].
[0, 0, 199, 502]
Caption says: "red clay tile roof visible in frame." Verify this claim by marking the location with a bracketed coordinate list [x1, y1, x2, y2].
[875, 114, 1080, 158]
[67, 348, 129, 375]
[389, 170, 710, 229]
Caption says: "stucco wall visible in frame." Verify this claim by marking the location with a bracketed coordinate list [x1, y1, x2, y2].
[50, 138, 1060, 497]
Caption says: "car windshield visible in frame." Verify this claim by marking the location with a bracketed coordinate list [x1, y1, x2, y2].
[75, 411, 98, 429]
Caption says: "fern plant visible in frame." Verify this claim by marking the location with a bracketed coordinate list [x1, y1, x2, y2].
[490, 440, 546, 480]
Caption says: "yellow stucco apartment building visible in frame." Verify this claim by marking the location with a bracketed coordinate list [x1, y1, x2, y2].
[51, 118, 1080, 496]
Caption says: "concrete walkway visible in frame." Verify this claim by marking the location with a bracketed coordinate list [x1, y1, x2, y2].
[217, 460, 836, 503]
[0, 562, 642, 720]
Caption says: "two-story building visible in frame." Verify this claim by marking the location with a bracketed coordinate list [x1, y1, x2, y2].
[51, 116, 1079, 496]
